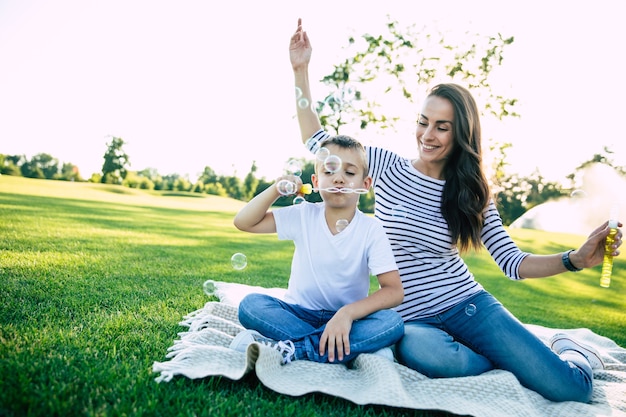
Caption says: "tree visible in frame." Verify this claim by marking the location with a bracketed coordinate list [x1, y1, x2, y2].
[566, 147, 626, 188]
[1, 154, 23, 176]
[137, 167, 163, 190]
[122, 171, 154, 190]
[205, 182, 227, 197]
[314, 18, 517, 136]
[60, 163, 82, 181]
[490, 141, 565, 225]
[20, 160, 44, 179]
[173, 176, 192, 192]
[219, 175, 243, 200]
[101, 137, 130, 184]
[311, 20, 525, 218]
[19, 153, 59, 179]
[242, 162, 260, 201]
[197, 166, 218, 185]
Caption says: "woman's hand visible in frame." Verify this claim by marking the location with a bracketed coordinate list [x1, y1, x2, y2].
[571, 220, 623, 268]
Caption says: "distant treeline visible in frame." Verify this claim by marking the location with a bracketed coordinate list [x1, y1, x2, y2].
[3, 145, 625, 224]
[0, 151, 370, 211]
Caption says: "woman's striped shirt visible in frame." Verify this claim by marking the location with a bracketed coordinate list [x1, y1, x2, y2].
[306, 129, 530, 321]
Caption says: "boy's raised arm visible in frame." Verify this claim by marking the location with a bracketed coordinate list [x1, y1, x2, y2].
[233, 183, 281, 234]
[233, 175, 305, 233]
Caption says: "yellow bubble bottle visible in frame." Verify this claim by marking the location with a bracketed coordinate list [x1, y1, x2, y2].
[600, 217, 618, 288]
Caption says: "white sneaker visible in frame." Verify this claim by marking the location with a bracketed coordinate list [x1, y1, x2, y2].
[229, 329, 296, 365]
[550, 333, 605, 370]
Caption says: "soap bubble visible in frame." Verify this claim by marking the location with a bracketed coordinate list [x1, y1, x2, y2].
[293, 196, 306, 205]
[298, 97, 310, 109]
[203, 280, 217, 297]
[391, 205, 408, 218]
[336, 219, 349, 232]
[464, 303, 477, 316]
[324, 154, 342, 173]
[276, 179, 298, 196]
[231, 253, 247, 270]
[284, 159, 302, 177]
[570, 189, 587, 199]
[295, 86, 303, 99]
[316, 147, 330, 161]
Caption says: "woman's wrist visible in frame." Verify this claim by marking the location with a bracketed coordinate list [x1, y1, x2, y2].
[562, 250, 583, 272]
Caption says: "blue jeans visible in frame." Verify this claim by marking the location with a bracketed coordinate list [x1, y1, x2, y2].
[396, 290, 593, 403]
[238, 293, 404, 364]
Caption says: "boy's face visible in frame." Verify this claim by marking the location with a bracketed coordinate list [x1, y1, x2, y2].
[311, 144, 371, 208]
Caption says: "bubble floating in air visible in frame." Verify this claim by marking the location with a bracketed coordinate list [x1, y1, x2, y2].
[336, 219, 349, 232]
[298, 97, 310, 109]
[293, 195, 306, 205]
[464, 303, 477, 316]
[391, 204, 408, 218]
[316, 147, 330, 161]
[324, 154, 342, 173]
[231, 253, 248, 270]
[276, 179, 298, 196]
[203, 279, 217, 297]
[284, 159, 302, 177]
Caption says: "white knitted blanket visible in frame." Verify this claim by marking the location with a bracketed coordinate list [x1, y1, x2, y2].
[152, 281, 626, 417]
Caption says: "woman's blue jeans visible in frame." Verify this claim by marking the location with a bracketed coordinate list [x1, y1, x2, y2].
[238, 293, 404, 364]
[396, 290, 594, 402]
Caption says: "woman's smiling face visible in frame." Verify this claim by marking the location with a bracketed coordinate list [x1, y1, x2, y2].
[415, 95, 456, 166]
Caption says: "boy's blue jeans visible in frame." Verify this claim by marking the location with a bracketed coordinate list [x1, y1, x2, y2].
[396, 290, 594, 403]
[238, 293, 404, 364]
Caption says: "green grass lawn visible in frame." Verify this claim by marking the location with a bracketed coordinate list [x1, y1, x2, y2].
[1, 175, 624, 417]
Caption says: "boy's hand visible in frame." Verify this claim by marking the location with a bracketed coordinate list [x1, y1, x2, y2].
[274, 174, 304, 196]
[319, 308, 353, 362]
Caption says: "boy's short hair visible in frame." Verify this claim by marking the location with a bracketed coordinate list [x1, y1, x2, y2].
[317, 135, 369, 177]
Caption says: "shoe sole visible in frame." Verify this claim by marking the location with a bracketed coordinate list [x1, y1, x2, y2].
[229, 329, 261, 352]
[551, 335, 605, 370]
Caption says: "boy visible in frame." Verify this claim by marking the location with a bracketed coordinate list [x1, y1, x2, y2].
[230, 135, 404, 364]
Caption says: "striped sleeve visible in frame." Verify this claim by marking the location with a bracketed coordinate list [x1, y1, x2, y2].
[304, 129, 331, 153]
[481, 201, 530, 280]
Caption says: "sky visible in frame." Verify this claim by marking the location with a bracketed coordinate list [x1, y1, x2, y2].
[1, 0, 625, 184]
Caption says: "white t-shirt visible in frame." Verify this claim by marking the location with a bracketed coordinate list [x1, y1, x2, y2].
[273, 202, 398, 311]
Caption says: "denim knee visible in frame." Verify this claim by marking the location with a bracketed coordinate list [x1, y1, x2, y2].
[396, 323, 492, 378]
[237, 293, 271, 328]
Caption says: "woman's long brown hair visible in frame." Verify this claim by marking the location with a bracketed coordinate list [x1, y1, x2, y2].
[430, 83, 491, 252]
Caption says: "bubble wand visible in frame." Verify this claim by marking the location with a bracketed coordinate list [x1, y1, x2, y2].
[276, 180, 312, 196]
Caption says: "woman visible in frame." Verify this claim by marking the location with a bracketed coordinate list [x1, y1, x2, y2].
[288, 18, 622, 403]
